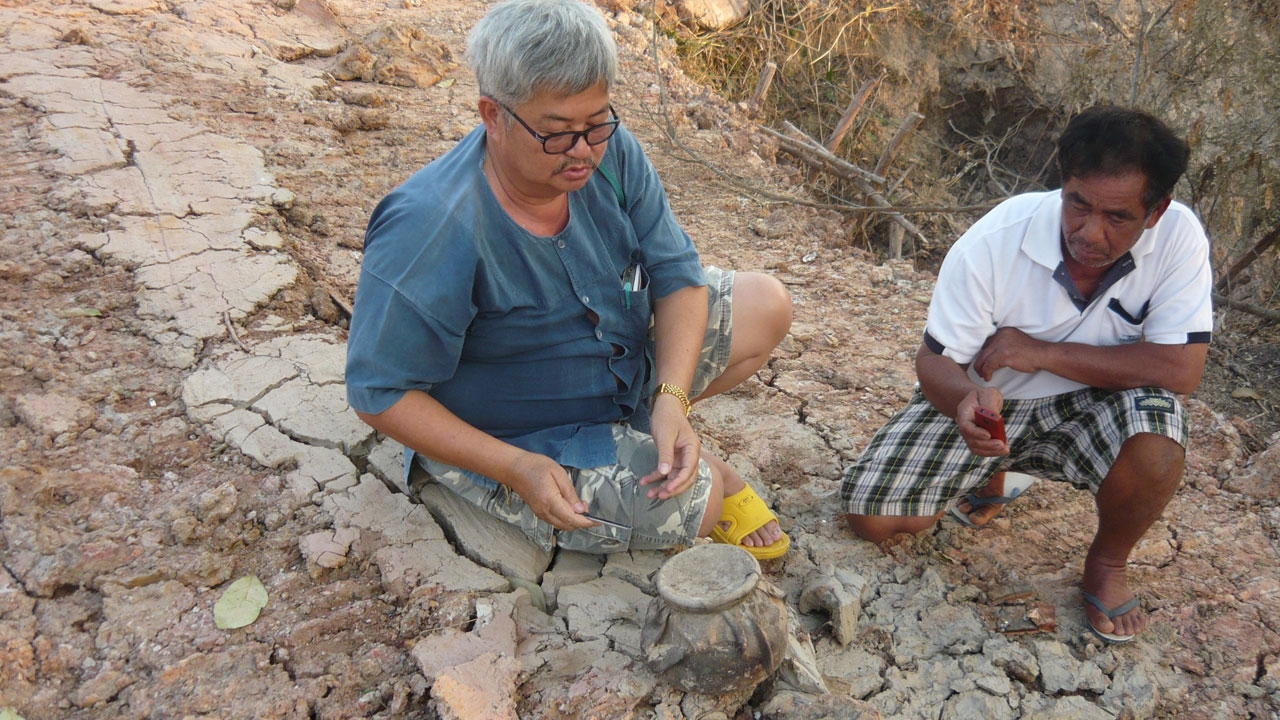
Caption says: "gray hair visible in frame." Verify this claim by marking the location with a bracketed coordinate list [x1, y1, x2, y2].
[466, 0, 618, 107]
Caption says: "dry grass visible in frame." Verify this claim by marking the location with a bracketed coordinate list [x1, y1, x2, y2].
[659, 0, 1280, 312]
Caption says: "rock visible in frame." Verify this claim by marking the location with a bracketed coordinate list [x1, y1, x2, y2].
[324, 475, 508, 594]
[557, 576, 650, 641]
[943, 690, 1017, 720]
[299, 527, 359, 575]
[364, 438, 408, 494]
[1021, 694, 1116, 719]
[1034, 639, 1107, 694]
[72, 667, 134, 708]
[540, 551, 605, 612]
[415, 482, 553, 584]
[429, 652, 520, 720]
[816, 639, 887, 699]
[798, 571, 863, 645]
[760, 690, 882, 720]
[1223, 441, 1280, 502]
[602, 549, 667, 594]
[329, 23, 456, 88]
[695, 395, 840, 478]
[522, 643, 656, 719]
[14, 392, 96, 438]
[412, 591, 520, 683]
[290, 445, 359, 501]
[774, 631, 828, 695]
[1101, 661, 1158, 717]
[873, 658, 965, 717]
[672, 0, 751, 31]
[985, 636, 1041, 684]
[252, 377, 372, 453]
[195, 481, 237, 524]
[890, 600, 988, 664]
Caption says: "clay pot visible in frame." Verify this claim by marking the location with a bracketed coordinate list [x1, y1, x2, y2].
[640, 543, 789, 694]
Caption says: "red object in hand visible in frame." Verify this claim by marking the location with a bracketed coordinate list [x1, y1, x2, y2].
[973, 407, 1007, 442]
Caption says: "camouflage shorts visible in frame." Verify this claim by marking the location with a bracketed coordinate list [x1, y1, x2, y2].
[412, 424, 715, 553]
[409, 266, 734, 553]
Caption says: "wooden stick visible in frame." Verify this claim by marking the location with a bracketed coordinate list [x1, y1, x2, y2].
[762, 123, 885, 184]
[767, 122, 928, 246]
[825, 76, 880, 153]
[1215, 221, 1280, 293]
[874, 111, 924, 178]
[888, 222, 905, 261]
[1213, 291, 1280, 323]
[749, 61, 777, 108]
[806, 75, 880, 183]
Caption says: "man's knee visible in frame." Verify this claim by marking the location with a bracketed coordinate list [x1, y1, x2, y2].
[842, 513, 939, 543]
[1115, 432, 1185, 484]
[737, 271, 792, 345]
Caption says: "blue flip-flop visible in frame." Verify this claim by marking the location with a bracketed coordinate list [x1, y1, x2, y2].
[1083, 592, 1140, 644]
[947, 473, 1036, 528]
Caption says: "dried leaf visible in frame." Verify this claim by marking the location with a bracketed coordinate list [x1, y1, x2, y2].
[55, 307, 102, 318]
[1232, 387, 1261, 400]
[214, 575, 269, 630]
[435, 77, 455, 88]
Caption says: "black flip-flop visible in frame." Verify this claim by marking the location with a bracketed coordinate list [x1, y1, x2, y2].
[1083, 591, 1140, 644]
[947, 473, 1035, 528]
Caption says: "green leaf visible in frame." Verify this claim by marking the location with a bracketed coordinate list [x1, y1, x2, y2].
[1, 709, 27, 720]
[213, 576, 268, 630]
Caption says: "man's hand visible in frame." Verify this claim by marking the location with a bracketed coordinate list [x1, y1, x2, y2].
[503, 452, 596, 532]
[640, 394, 702, 499]
[973, 327, 1047, 381]
[955, 387, 1009, 456]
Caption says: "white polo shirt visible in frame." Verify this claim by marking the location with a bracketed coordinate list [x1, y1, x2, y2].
[924, 190, 1213, 400]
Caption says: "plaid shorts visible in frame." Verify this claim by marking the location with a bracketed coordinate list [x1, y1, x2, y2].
[839, 386, 1189, 517]
[412, 266, 735, 553]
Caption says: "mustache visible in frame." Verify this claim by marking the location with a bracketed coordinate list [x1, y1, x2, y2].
[554, 158, 599, 174]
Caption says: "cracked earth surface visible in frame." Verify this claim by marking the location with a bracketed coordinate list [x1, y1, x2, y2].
[2, 0, 1279, 718]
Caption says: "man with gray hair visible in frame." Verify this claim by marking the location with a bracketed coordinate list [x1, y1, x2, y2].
[346, 0, 791, 560]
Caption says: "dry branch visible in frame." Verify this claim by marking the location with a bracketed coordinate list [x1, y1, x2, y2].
[1213, 292, 1280, 323]
[749, 61, 777, 108]
[825, 76, 880, 152]
[805, 75, 880, 183]
[874, 111, 924, 178]
[762, 123, 884, 183]
[1215, 221, 1280, 293]
[765, 122, 929, 246]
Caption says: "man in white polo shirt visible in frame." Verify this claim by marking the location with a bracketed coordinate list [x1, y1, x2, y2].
[839, 105, 1212, 644]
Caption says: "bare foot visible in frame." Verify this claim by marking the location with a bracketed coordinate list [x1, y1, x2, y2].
[722, 519, 784, 548]
[1083, 561, 1145, 640]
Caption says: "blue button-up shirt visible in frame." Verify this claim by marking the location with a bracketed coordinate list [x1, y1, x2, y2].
[346, 125, 705, 479]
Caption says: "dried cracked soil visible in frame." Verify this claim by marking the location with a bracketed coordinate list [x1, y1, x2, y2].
[2, 1, 1279, 719]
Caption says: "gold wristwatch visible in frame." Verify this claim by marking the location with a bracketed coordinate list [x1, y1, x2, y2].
[654, 383, 691, 416]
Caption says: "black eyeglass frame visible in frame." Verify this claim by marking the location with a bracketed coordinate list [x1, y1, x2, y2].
[493, 99, 621, 154]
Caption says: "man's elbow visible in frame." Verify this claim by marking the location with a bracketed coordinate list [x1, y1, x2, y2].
[1158, 363, 1207, 395]
[355, 408, 387, 430]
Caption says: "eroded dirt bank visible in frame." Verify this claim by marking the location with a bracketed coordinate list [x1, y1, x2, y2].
[1, 1, 1278, 719]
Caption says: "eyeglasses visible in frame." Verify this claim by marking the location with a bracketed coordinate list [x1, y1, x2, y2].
[494, 100, 620, 154]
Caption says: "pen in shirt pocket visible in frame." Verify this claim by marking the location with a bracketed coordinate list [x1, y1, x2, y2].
[622, 265, 642, 309]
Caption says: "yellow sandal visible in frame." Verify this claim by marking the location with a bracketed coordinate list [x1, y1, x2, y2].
[710, 484, 790, 560]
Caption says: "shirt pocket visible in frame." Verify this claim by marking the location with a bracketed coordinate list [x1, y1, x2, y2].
[620, 262, 651, 305]
[1107, 298, 1150, 342]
